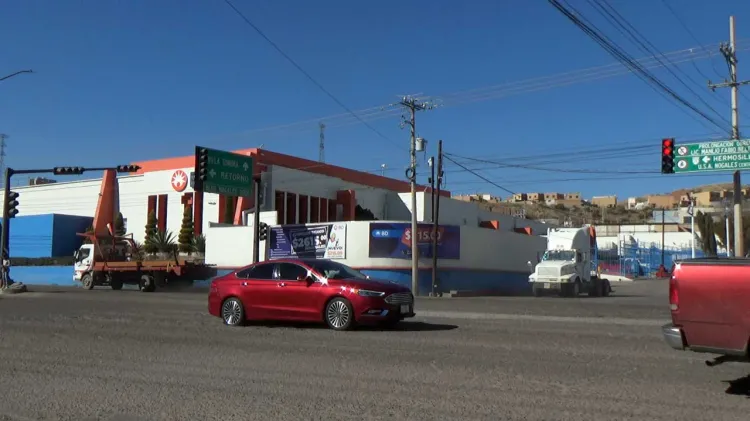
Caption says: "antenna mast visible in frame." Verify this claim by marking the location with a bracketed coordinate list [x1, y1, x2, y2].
[318, 122, 326, 163]
[0, 134, 7, 188]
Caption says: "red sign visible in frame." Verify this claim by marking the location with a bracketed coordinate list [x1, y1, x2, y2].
[171, 170, 188, 192]
[401, 226, 445, 247]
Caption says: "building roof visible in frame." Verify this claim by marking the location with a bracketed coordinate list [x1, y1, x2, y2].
[131, 148, 449, 196]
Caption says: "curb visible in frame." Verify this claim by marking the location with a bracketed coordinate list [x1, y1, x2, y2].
[0, 282, 28, 295]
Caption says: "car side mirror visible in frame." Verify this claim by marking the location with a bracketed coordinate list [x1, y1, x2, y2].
[296, 275, 313, 284]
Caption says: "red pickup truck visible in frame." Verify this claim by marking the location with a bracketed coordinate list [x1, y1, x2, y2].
[662, 258, 750, 366]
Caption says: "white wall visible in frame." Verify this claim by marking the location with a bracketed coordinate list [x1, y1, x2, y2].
[400, 192, 553, 234]
[597, 232, 696, 250]
[268, 165, 391, 221]
[205, 220, 547, 272]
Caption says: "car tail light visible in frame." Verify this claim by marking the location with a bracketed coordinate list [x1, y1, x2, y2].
[669, 276, 679, 311]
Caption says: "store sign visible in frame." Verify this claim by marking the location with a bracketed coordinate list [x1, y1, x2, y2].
[368, 222, 460, 260]
[268, 223, 347, 260]
[171, 170, 188, 192]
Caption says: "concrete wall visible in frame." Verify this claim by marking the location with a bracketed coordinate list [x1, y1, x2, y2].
[4, 213, 92, 258]
[204, 220, 547, 295]
[411, 192, 554, 233]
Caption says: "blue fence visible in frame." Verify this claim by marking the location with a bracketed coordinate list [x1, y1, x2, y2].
[598, 242, 726, 278]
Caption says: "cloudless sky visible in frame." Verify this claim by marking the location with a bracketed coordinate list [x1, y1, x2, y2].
[1, 0, 750, 199]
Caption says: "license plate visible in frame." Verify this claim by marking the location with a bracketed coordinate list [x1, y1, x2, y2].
[400, 304, 410, 313]
[544, 283, 559, 289]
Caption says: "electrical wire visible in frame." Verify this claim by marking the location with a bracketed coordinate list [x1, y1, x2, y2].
[549, 0, 732, 135]
[220, 0, 404, 151]
[441, 154, 515, 195]
[659, 0, 750, 119]
[210, 41, 743, 142]
[587, 0, 728, 121]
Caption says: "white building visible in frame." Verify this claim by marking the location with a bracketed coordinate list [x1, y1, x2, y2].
[1, 147, 551, 246]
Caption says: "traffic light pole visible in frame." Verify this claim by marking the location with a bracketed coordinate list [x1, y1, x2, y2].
[0, 165, 141, 289]
[253, 176, 261, 264]
[1, 168, 13, 288]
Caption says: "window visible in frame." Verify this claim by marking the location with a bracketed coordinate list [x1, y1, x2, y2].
[306, 260, 367, 280]
[277, 263, 309, 281]
[77, 248, 91, 262]
[237, 263, 275, 280]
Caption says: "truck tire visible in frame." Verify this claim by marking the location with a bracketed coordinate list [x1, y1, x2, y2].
[588, 277, 602, 297]
[81, 273, 94, 290]
[139, 274, 156, 293]
[561, 280, 580, 297]
[109, 274, 123, 291]
[533, 287, 543, 297]
[602, 279, 611, 297]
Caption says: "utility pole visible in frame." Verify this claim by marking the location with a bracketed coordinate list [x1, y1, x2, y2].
[0, 135, 7, 189]
[399, 96, 434, 295]
[661, 207, 666, 267]
[318, 122, 326, 163]
[708, 16, 750, 257]
[430, 140, 443, 297]
[688, 194, 696, 258]
[725, 199, 732, 256]
[428, 157, 435, 222]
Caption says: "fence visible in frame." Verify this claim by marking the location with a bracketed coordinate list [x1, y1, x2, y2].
[597, 241, 726, 278]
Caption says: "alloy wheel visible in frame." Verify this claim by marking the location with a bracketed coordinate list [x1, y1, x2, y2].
[326, 300, 350, 329]
[222, 299, 242, 326]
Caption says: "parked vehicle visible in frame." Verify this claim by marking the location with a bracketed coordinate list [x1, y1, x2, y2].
[73, 233, 216, 292]
[662, 258, 750, 366]
[528, 226, 611, 297]
[208, 258, 415, 331]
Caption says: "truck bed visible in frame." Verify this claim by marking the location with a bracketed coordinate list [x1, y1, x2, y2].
[92, 259, 213, 278]
[662, 257, 750, 360]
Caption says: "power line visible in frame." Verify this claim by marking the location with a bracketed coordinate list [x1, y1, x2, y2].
[587, 0, 729, 123]
[220, 0, 403, 150]
[441, 154, 515, 195]
[548, 0, 732, 135]
[211, 41, 741, 142]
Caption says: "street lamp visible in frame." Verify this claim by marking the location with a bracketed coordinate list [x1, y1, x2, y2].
[0, 70, 33, 82]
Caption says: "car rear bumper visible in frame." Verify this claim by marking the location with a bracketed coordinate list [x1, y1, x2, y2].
[662, 323, 685, 350]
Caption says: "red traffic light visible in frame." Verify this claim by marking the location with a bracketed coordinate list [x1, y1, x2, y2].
[662, 138, 675, 156]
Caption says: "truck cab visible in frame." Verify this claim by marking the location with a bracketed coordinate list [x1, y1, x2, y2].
[73, 243, 95, 282]
[528, 226, 609, 297]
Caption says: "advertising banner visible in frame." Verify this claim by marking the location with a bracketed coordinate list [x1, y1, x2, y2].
[268, 223, 347, 260]
[368, 222, 460, 260]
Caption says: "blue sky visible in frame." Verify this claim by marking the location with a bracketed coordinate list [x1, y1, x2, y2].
[1, 0, 749, 199]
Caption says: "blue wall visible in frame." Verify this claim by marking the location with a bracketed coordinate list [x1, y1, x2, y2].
[8, 214, 53, 258]
[5, 214, 93, 258]
[8, 265, 530, 296]
[52, 214, 93, 257]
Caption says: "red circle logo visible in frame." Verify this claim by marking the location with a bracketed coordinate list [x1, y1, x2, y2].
[171, 170, 188, 192]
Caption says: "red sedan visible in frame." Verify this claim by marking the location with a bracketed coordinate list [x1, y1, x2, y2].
[208, 258, 416, 330]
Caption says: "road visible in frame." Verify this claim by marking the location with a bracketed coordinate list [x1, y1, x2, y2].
[0, 280, 748, 421]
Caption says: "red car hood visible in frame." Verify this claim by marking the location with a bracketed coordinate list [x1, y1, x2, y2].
[335, 278, 411, 294]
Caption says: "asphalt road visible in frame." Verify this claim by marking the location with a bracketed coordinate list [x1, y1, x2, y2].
[1, 280, 749, 421]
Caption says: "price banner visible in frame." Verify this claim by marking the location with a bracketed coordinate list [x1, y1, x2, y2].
[368, 222, 461, 260]
[268, 223, 347, 260]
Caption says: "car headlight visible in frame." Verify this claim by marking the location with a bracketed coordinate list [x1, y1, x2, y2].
[357, 289, 385, 297]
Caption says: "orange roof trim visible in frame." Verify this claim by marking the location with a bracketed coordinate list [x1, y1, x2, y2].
[131, 148, 450, 196]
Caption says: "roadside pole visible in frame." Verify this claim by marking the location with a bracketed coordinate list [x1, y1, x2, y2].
[430, 140, 443, 297]
[253, 176, 261, 264]
[688, 194, 695, 258]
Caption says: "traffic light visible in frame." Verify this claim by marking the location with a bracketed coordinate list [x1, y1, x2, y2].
[5, 191, 19, 219]
[258, 222, 269, 241]
[661, 138, 675, 174]
[195, 147, 209, 181]
[116, 165, 141, 173]
[53, 167, 85, 175]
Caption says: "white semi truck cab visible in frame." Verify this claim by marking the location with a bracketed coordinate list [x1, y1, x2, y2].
[528, 226, 610, 297]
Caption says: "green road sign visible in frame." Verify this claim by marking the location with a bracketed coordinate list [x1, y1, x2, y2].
[195, 147, 254, 197]
[674, 139, 750, 173]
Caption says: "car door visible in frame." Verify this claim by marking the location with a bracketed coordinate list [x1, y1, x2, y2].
[236, 263, 277, 319]
[274, 262, 321, 321]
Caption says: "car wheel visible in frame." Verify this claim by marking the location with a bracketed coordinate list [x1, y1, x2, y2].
[325, 297, 355, 331]
[81, 274, 94, 290]
[221, 297, 245, 327]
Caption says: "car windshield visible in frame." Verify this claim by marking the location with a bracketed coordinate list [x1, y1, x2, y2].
[306, 260, 368, 280]
[542, 250, 576, 261]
